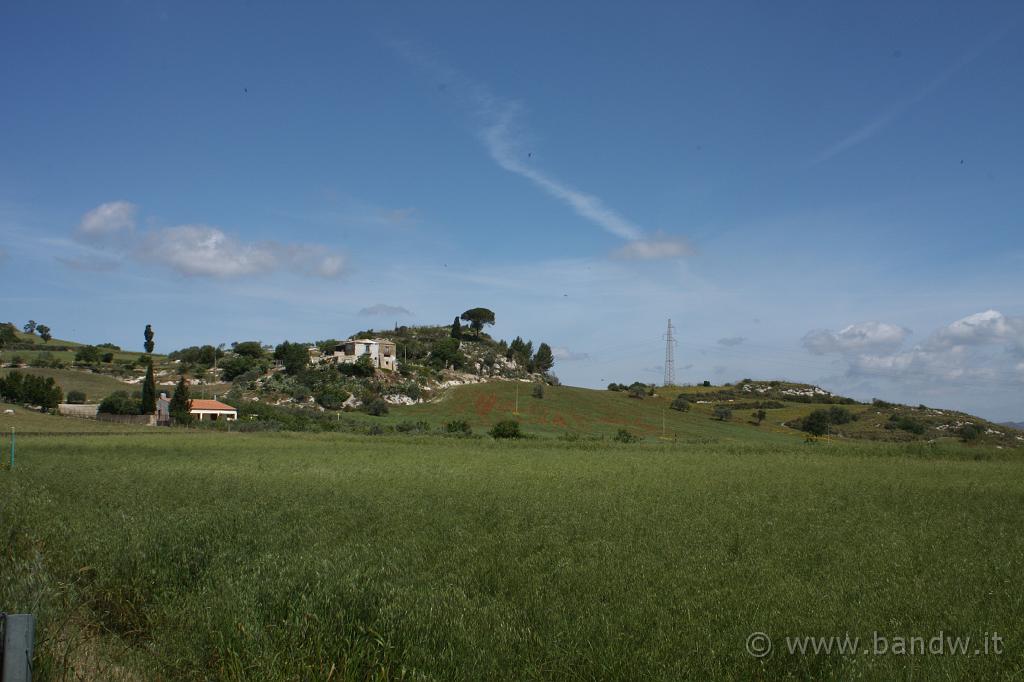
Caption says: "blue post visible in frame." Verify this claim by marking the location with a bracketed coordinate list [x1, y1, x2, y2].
[1, 613, 36, 681]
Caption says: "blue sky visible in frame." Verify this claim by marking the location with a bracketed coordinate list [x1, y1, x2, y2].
[2, 1, 1023, 420]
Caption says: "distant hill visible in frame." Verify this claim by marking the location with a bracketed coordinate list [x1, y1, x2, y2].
[1001, 422, 1024, 431]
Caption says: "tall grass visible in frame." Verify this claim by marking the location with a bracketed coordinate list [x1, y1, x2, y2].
[2, 432, 1022, 679]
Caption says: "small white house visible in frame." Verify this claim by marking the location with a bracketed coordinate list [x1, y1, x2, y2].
[156, 394, 238, 424]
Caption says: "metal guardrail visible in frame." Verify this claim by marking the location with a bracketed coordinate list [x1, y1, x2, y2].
[1, 613, 35, 682]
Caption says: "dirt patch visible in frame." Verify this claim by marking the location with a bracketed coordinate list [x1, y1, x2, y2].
[474, 393, 498, 417]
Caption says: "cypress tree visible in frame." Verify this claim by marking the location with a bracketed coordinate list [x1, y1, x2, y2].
[144, 324, 155, 354]
[141, 358, 157, 414]
[169, 374, 193, 425]
[451, 316, 462, 339]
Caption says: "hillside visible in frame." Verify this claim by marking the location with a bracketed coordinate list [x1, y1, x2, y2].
[3, 324, 1019, 449]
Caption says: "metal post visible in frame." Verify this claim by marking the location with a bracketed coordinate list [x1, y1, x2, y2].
[9, 427, 13, 469]
[1, 613, 36, 681]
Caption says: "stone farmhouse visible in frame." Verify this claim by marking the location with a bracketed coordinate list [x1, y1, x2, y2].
[314, 338, 397, 371]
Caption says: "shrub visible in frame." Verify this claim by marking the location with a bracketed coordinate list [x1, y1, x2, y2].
[66, 390, 87, 404]
[702, 380, 711, 387]
[395, 420, 431, 434]
[444, 420, 472, 435]
[531, 383, 544, 399]
[74, 345, 102, 364]
[800, 409, 831, 436]
[670, 394, 690, 412]
[713, 405, 733, 421]
[828, 406, 854, 425]
[98, 391, 142, 415]
[315, 387, 350, 410]
[362, 398, 389, 416]
[886, 413, 925, 435]
[959, 424, 981, 442]
[613, 428, 640, 443]
[489, 420, 521, 439]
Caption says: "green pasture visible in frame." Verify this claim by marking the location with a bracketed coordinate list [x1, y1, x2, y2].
[2, 430, 1022, 680]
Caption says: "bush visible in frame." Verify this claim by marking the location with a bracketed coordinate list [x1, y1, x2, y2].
[490, 420, 521, 439]
[315, 387, 351, 410]
[362, 397, 389, 416]
[98, 391, 142, 415]
[66, 390, 87, 404]
[800, 409, 831, 436]
[670, 394, 690, 412]
[828, 406, 855, 424]
[959, 424, 981, 442]
[886, 413, 925, 435]
[395, 420, 431, 434]
[444, 420, 472, 435]
[531, 383, 544, 399]
[713, 405, 733, 421]
[613, 428, 640, 443]
[74, 345, 102, 364]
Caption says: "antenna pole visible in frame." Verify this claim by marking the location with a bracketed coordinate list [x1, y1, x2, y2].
[663, 319, 677, 387]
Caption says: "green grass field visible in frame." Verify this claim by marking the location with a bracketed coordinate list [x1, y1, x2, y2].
[2, 426, 1022, 680]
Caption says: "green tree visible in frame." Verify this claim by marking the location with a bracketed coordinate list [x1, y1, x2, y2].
[713, 405, 733, 421]
[99, 391, 142, 416]
[274, 341, 309, 376]
[231, 341, 265, 358]
[0, 323, 17, 347]
[428, 337, 466, 370]
[801, 409, 830, 436]
[144, 324, 155, 354]
[23, 320, 37, 335]
[169, 375, 193, 425]
[36, 324, 52, 343]
[460, 308, 495, 336]
[74, 345, 101, 364]
[141, 358, 157, 414]
[450, 316, 462, 339]
[753, 409, 767, 425]
[533, 342, 555, 373]
[66, 390, 87, 404]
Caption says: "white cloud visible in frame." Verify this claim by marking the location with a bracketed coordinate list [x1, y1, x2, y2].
[137, 225, 345, 279]
[612, 233, 694, 260]
[552, 346, 589, 362]
[78, 201, 137, 237]
[928, 309, 1023, 349]
[806, 311, 1024, 391]
[359, 303, 413, 317]
[717, 336, 746, 347]
[803, 321, 910, 355]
